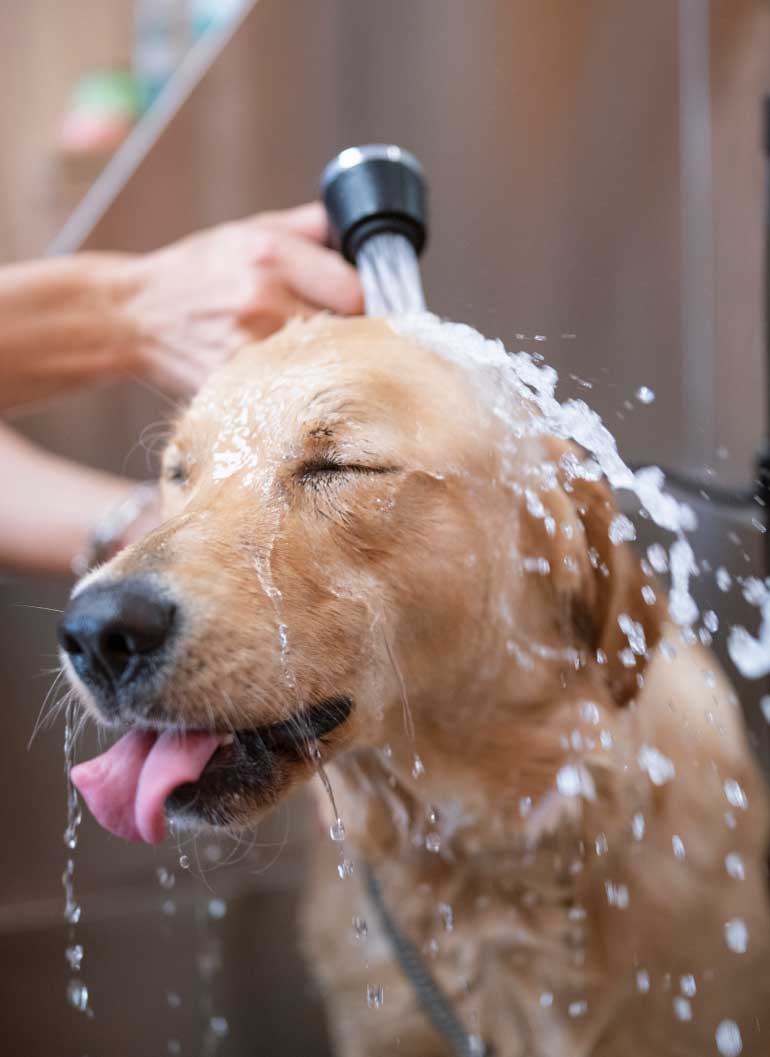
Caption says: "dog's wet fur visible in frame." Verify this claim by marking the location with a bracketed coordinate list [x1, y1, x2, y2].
[62, 316, 770, 1056]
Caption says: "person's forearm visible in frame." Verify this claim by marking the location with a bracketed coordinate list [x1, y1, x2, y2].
[0, 421, 136, 575]
[0, 254, 142, 411]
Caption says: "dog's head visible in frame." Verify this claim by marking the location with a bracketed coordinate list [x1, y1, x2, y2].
[60, 316, 663, 842]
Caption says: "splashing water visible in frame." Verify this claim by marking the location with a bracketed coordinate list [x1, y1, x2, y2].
[63, 699, 92, 1017]
[715, 1020, 743, 1057]
[254, 552, 297, 693]
[387, 312, 770, 678]
[357, 233, 426, 315]
[314, 757, 354, 880]
[366, 983, 385, 1009]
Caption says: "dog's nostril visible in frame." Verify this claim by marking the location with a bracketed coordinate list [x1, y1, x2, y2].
[102, 631, 132, 658]
[61, 632, 84, 656]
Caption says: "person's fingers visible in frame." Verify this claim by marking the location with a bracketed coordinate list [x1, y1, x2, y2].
[239, 271, 320, 332]
[269, 233, 363, 315]
[251, 202, 330, 243]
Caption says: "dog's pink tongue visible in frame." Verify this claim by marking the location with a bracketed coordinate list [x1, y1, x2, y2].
[71, 729, 221, 845]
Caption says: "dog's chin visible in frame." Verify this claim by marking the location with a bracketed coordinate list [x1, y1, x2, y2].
[163, 695, 355, 833]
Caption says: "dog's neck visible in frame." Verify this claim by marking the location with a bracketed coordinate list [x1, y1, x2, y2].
[328, 662, 636, 886]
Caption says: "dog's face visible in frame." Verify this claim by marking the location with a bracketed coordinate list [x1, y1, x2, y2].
[60, 316, 661, 839]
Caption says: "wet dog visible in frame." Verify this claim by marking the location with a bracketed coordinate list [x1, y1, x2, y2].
[60, 315, 770, 1056]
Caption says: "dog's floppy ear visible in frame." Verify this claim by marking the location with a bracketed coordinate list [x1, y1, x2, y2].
[567, 471, 665, 705]
[539, 438, 666, 707]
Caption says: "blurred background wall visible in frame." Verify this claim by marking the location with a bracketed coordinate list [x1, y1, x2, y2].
[0, 1, 768, 1054]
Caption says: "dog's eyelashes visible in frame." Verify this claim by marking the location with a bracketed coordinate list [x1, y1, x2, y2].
[301, 456, 346, 476]
[298, 458, 397, 485]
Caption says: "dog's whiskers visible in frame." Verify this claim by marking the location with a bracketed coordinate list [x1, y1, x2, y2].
[28, 669, 70, 749]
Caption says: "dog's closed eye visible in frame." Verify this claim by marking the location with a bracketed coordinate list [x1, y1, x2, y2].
[298, 457, 398, 485]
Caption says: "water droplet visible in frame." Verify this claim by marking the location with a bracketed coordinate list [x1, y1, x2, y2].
[647, 543, 669, 573]
[412, 755, 425, 779]
[352, 916, 368, 940]
[725, 852, 745, 880]
[65, 944, 84, 971]
[330, 818, 346, 842]
[425, 832, 441, 854]
[716, 567, 732, 592]
[609, 514, 636, 545]
[723, 779, 748, 810]
[595, 833, 609, 856]
[207, 898, 227, 920]
[673, 996, 692, 1021]
[534, 334, 547, 342]
[715, 1019, 743, 1056]
[680, 974, 696, 997]
[672, 835, 686, 860]
[178, 854, 190, 870]
[636, 386, 655, 405]
[580, 701, 600, 725]
[568, 999, 588, 1018]
[162, 899, 177, 916]
[166, 990, 182, 1009]
[438, 902, 453, 932]
[519, 796, 532, 818]
[724, 918, 748, 954]
[632, 812, 646, 841]
[67, 979, 89, 1013]
[557, 763, 596, 801]
[636, 969, 650, 993]
[64, 902, 82, 925]
[604, 881, 629, 908]
[366, 984, 384, 1009]
[640, 585, 657, 607]
[426, 804, 439, 825]
[539, 991, 554, 1008]
[703, 610, 719, 633]
[638, 745, 676, 786]
[468, 1035, 486, 1056]
[380, 743, 392, 759]
[337, 859, 354, 879]
[209, 1016, 229, 1038]
[156, 867, 176, 890]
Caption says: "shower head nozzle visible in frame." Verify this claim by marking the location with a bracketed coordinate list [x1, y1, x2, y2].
[320, 144, 427, 264]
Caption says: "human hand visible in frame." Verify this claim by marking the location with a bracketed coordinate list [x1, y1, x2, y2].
[125, 202, 363, 396]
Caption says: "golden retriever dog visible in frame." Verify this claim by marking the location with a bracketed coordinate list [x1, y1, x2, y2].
[60, 315, 770, 1057]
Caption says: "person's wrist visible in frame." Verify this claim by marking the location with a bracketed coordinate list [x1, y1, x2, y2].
[105, 253, 153, 382]
[111, 249, 178, 386]
[82, 252, 151, 382]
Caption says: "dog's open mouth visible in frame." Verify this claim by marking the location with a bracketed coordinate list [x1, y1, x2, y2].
[70, 696, 353, 844]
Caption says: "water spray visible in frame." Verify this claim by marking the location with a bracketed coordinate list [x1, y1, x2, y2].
[321, 144, 428, 315]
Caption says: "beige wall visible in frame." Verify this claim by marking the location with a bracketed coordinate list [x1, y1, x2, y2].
[0, 0, 134, 262]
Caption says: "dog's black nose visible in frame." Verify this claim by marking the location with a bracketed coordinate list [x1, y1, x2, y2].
[58, 581, 176, 687]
